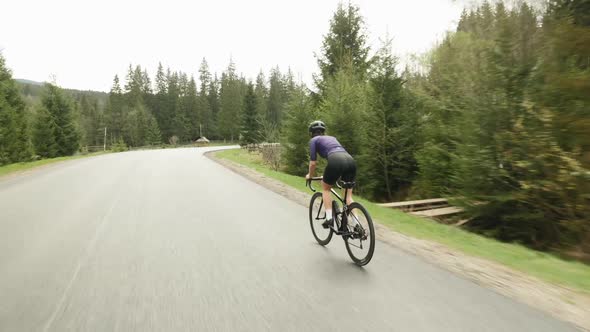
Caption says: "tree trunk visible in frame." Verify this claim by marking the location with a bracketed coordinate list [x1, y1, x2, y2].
[383, 158, 392, 201]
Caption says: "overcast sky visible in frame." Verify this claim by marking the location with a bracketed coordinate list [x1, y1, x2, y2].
[1, 0, 466, 92]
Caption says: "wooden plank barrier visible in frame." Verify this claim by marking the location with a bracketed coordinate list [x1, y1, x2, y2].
[410, 206, 464, 217]
[378, 197, 464, 218]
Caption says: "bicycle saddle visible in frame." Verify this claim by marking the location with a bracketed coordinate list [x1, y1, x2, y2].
[338, 180, 356, 189]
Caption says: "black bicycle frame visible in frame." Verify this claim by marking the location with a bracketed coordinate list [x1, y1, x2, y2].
[308, 177, 352, 234]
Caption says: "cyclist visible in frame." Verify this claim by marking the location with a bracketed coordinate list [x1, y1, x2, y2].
[305, 120, 357, 229]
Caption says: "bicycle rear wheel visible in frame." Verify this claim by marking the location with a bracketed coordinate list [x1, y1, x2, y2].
[344, 202, 375, 266]
[309, 192, 333, 245]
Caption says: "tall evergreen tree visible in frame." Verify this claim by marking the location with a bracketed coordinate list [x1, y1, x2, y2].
[153, 63, 170, 140]
[315, 2, 371, 93]
[198, 58, 213, 138]
[32, 106, 58, 158]
[167, 70, 184, 141]
[281, 84, 315, 175]
[283, 68, 296, 100]
[254, 71, 269, 122]
[240, 83, 260, 145]
[123, 65, 146, 107]
[186, 76, 200, 141]
[412, 1, 590, 250]
[141, 69, 152, 95]
[218, 59, 242, 140]
[267, 67, 285, 128]
[536, 0, 590, 156]
[146, 113, 162, 145]
[41, 83, 79, 156]
[0, 54, 32, 164]
[362, 39, 418, 200]
[105, 75, 124, 145]
[124, 104, 151, 147]
[320, 66, 366, 158]
[208, 74, 221, 139]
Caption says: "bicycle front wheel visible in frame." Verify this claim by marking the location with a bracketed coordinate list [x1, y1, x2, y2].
[344, 202, 375, 266]
[309, 192, 333, 246]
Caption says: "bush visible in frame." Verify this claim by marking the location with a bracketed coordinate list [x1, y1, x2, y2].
[261, 143, 281, 171]
[111, 138, 128, 152]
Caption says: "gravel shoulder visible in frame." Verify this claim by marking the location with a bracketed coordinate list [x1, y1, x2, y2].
[207, 150, 590, 332]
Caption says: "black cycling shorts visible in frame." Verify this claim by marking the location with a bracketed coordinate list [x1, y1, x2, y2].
[323, 152, 356, 186]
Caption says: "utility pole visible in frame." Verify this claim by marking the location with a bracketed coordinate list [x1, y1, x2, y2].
[103, 127, 107, 151]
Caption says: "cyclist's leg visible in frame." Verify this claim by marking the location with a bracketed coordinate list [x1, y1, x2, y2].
[321, 180, 333, 220]
[345, 188, 354, 205]
[342, 154, 357, 206]
[322, 156, 340, 226]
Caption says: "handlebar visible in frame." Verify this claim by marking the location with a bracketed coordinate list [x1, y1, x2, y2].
[306, 177, 323, 192]
[306, 177, 345, 192]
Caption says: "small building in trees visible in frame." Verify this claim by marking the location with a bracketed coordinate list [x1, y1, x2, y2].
[195, 137, 210, 146]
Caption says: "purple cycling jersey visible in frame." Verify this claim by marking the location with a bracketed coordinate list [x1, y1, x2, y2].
[309, 135, 347, 161]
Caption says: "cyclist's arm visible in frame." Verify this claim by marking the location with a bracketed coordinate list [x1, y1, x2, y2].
[308, 160, 317, 177]
[307, 138, 318, 178]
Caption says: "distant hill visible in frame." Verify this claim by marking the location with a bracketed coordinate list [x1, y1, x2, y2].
[16, 79, 108, 109]
[15, 78, 44, 86]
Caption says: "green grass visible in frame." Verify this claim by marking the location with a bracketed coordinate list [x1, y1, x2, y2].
[215, 148, 590, 293]
[207, 141, 239, 147]
[0, 152, 108, 178]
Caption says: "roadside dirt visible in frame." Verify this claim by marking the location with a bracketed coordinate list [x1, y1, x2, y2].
[207, 151, 590, 331]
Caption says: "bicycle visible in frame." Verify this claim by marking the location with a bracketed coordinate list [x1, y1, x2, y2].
[306, 177, 375, 266]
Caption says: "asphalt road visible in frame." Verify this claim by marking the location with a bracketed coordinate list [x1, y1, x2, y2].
[0, 147, 578, 331]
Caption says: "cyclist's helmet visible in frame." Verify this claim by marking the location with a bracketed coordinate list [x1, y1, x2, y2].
[308, 120, 326, 134]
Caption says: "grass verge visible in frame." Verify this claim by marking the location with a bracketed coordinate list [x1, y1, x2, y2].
[0, 152, 108, 178]
[215, 148, 590, 293]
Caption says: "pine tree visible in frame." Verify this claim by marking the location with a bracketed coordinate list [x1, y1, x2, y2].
[411, 1, 590, 250]
[146, 113, 162, 145]
[281, 84, 315, 175]
[186, 76, 199, 141]
[198, 58, 212, 138]
[254, 71, 268, 122]
[457, 9, 470, 32]
[105, 75, 124, 145]
[155, 63, 167, 94]
[141, 69, 153, 116]
[167, 70, 184, 141]
[320, 66, 366, 157]
[362, 39, 418, 200]
[141, 69, 152, 95]
[124, 105, 150, 147]
[208, 74, 220, 139]
[32, 106, 58, 158]
[77, 94, 104, 147]
[413, 28, 491, 197]
[316, 2, 371, 93]
[41, 83, 79, 156]
[267, 67, 285, 128]
[218, 59, 242, 141]
[283, 68, 296, 101]
[153, 63, 170, 140]
[240, 83, 260, 146]
[0, 54, 32, 164]
[124, 65, 144, 107]
[536, 0, 590, 155]
[527, 0, 590, 246]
